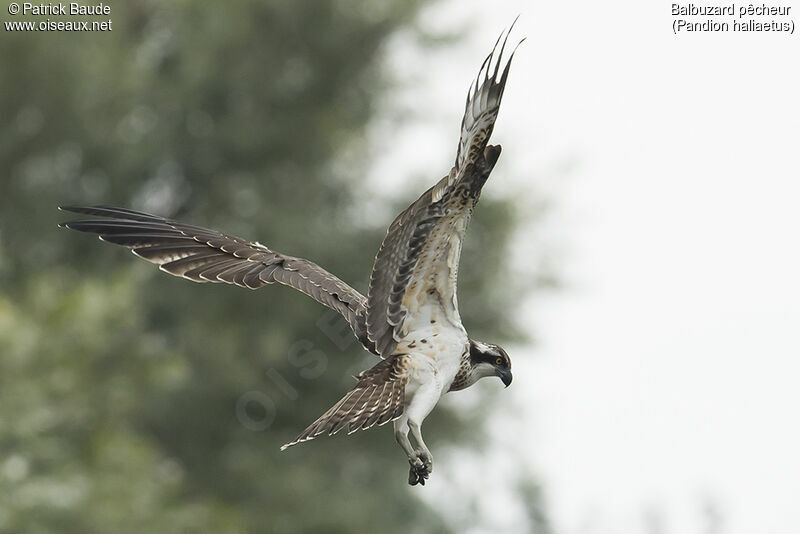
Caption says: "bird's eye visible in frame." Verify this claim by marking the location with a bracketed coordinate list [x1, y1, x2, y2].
[495, 357, 503, 366]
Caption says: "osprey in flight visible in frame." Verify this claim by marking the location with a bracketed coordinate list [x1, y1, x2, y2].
[60, 24, 521, 486]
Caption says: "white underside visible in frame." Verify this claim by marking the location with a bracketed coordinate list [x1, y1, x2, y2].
[397, 320, 468, 426]
[393, 203, 472, 430]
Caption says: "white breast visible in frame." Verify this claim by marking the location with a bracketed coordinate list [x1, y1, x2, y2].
[401, 322, 467, 400]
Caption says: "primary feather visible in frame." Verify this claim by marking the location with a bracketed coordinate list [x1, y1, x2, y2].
[59, 205, 377, 354]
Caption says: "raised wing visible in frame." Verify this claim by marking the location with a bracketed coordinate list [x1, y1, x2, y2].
[59, 206, 377, 354]
[365, 24, 521, 357]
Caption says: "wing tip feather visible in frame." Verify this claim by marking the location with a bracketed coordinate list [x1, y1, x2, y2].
[455, 18, 523, 169]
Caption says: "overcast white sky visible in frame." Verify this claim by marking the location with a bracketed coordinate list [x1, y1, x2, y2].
[368, 1, 800, 533]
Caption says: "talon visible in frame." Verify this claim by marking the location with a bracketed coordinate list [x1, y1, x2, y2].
[416, 450, 433, 474]
[423, 457, 433, 473]
[408, 456, 423, 485]
[407, 449, 434, 486]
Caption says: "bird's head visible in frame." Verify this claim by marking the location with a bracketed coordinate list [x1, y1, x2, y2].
[469, 340, 512, 387]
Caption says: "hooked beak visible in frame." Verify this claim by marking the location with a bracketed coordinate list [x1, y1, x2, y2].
[497, 368, 513, 388]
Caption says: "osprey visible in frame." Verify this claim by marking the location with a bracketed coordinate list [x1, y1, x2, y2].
[60, 24, 521, 486]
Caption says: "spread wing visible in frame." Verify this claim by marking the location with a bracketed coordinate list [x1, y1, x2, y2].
[365, 24, 522, 357]
[281, 354, 410, 449]
[59, 205, 377, 354]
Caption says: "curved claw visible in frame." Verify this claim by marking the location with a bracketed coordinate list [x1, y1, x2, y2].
[408, 466, 426, 486]
[407, 452, 433, 486]
[408, 464, 428, 486]
[409, 466, 421, 485]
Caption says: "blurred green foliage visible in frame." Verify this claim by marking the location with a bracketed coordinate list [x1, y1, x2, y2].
[0, 1, 536, 532]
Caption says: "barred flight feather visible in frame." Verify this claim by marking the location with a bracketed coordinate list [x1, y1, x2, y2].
[280, 355, 410, 450]
[59, 205, 377, 354]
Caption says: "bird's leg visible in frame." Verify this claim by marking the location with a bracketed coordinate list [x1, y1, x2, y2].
[403, 419, 433, 486]
[398, 382, 439, 486]
[394, 418, 415, 457]
[394, 417, 429, 486]
[408, 420, 433, 475]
